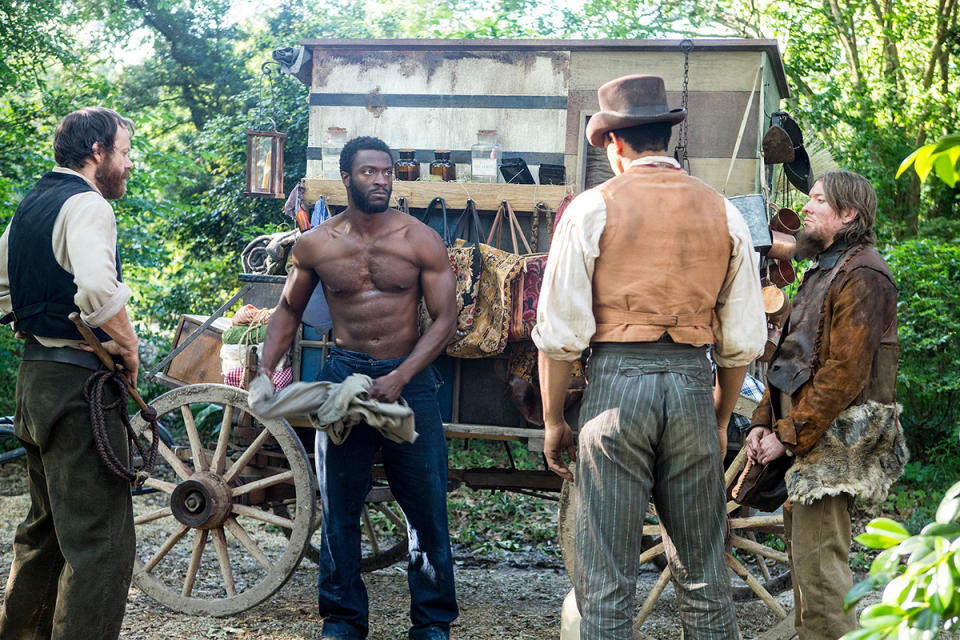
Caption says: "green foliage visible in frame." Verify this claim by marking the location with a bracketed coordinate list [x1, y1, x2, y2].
[842, 481, 960, 639]
[884, 241, 960, 475]
[898, 135, 960, 188]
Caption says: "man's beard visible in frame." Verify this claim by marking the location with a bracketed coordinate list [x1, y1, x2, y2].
[794, 227, 828, 260]
[349, 181, 391, 214]
[95, 157, 129, 200]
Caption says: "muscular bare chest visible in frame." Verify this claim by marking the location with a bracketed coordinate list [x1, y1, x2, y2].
[318, 237, 420, 296]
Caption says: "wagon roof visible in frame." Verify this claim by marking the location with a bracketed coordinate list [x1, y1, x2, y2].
[298, 38, 789, 97]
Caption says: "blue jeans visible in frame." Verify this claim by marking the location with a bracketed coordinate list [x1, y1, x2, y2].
[315, 347, 458, 640]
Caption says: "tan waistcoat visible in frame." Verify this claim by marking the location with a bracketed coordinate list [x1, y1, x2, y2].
[592, 165, 731, 345]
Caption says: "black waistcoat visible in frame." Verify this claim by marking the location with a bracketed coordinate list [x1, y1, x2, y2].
[2, 171, 121, 342]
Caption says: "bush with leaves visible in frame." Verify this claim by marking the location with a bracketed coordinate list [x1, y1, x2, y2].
[842, 481, 960, 639]
[884, 240, 960, 486]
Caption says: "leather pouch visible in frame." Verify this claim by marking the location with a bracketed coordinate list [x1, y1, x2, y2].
[732, 455, 791, 512]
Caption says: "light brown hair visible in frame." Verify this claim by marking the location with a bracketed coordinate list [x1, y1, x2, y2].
[818, 169, 877, 245]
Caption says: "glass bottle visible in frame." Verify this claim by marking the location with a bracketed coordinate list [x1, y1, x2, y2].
[429, 150, 456, 182]
[321, 127, 348, 180]
[395, 149, 421, 181]
[471, 130, 501, 183]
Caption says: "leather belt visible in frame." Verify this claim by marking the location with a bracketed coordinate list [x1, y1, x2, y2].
[22, 343, 104, 371]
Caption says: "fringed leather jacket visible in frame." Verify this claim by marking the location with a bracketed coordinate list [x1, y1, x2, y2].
[750, 242, 898, 455]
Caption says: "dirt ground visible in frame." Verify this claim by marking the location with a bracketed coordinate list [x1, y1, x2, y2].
[0, 460, 868, 640]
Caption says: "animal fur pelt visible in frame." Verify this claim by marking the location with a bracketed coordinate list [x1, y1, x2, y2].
[786, 401, 908, 505]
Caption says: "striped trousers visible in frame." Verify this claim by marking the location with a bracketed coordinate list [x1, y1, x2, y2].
[573, 342, 737, 639]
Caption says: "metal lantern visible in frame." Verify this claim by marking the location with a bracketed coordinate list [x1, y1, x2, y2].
[244, 128, 286, 198]
[244, 61, 286, 198]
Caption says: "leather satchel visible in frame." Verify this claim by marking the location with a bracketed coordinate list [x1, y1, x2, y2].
[418, 198, 482, 340]
[732, 454, 791, 512]
[486, 200, 549, 342]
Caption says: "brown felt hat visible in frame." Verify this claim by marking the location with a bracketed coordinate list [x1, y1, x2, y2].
[585, 75, 686, 147]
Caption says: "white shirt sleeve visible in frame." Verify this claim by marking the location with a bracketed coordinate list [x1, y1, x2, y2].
[713, 198, 767, 367]
[0, 224, 11, 315]
[54, 191, 130, 327]
[531, 190, 607, 361]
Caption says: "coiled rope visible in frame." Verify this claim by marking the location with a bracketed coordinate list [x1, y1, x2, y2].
[83, 368, 160, 488]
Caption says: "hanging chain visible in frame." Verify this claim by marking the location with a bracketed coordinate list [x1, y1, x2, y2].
[674, 39, 694, 172]
[256, 61, 280, 132]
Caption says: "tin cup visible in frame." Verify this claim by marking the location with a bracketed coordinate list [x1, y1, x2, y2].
[768, 258, 796, 288]
[770, 207, 802, 235]
[767, 230, 797, 262]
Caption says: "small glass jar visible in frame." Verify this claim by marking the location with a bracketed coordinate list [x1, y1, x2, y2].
[471, 130, 501, 183]
[395, 149, 420, 181]
[428, 150, 456, 182]
[321, 127, 349, 180]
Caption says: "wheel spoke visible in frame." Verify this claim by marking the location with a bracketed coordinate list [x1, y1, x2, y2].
[371, 502, 406, 530]
[728, 534, 789, 564]
[182, 529, 209, 597]
[144, 428, 193, 480]
[212, 404, 235, 474]
[211, 528, 236, 597]
[232, 503, 295, 529]
[638, 541, 665, 567]
[724, 446, 748, 490]
[361, 506, 381, 555]
[181, 405, 208, 473]
[134, 506, 173, 525]
[222, 428, 272, 484]
[224, 517, 273, 571]
[230, 470, 295, 497]
[144, 524, 190, 573]
[728, 514, 783, 531]
[726, 552, 787, 619]
[141, 477, 178, 494]
[633, 565, 672, 632]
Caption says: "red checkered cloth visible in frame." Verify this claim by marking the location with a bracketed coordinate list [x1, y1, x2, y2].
[223, 366, 293, 391]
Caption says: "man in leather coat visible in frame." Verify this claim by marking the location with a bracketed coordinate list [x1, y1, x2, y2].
[745, 170, 906, 640]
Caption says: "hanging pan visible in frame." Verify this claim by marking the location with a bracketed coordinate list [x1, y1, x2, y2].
[761, 111, 804, 165]
[784, 146, 815, 194]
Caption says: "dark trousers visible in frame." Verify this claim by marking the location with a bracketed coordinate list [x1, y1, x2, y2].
[315, 348, 458, 640]
[0, 361, 134, 640]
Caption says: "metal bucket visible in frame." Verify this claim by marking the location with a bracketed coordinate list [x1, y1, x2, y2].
[729, 194, 772, 253]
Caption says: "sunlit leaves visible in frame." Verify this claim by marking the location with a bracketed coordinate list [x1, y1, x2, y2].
[898, 135, 960, 188]
[843, 481, 960, 639]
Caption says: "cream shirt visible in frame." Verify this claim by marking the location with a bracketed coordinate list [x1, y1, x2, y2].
[0, 167, 131, 347]
[532, 156, 766, 368]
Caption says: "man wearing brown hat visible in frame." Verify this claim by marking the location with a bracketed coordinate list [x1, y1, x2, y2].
[534, 75, 765, 638]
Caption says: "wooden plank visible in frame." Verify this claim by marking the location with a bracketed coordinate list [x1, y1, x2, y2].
[570, 50, 765, 93]
[304, 179, 571, 212]
[307, 105, 566, 163]
[444, 422, 546, 439]
[311, 50, 569, 96]
[688, 157, 758, 196]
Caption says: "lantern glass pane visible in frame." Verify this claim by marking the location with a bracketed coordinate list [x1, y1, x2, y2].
[254, 136, 273, 193]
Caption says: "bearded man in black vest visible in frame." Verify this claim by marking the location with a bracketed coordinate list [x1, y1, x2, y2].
[0, 107, 139, 640]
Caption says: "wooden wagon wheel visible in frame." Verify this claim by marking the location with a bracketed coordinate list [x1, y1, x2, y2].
[129, 384, 317, 617]
[557, 447, 789, 632]
[273, 481, 408, 571]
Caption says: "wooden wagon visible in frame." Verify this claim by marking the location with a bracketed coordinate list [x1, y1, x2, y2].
[125, 38, 796, 626]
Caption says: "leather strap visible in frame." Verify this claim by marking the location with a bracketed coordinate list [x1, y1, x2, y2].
[22, 343, 104, 371]
[593, 308, 714, 327]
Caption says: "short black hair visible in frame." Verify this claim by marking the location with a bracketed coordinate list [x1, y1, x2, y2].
[53, 107, 134, 171]
[339, 136, 394, 175]
[610, 122, 673, 155]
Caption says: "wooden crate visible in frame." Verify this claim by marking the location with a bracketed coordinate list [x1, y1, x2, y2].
[163, 314, 233, 386]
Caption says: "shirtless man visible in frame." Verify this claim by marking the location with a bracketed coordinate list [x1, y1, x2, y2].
[258, 136, 459, 640]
